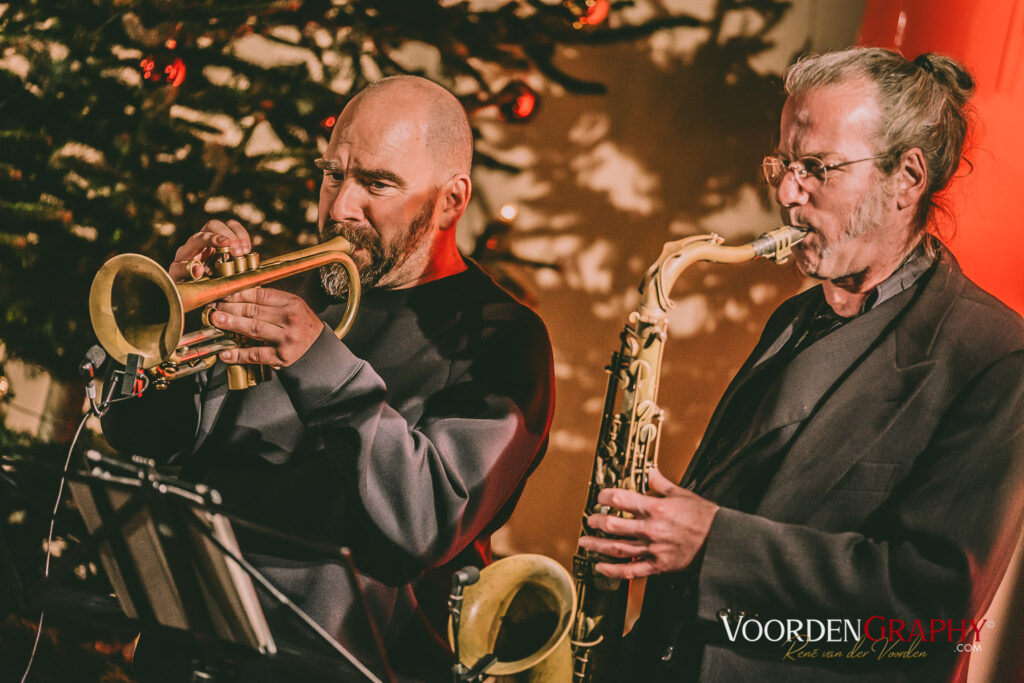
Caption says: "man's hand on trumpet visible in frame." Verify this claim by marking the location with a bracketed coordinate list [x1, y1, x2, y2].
[208, 288, 324, 368]
[169, 219, 324, 368]
[168, 219, 253, 283]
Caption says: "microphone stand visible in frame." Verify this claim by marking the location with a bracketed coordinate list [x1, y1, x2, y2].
[449, 566, 497, 683]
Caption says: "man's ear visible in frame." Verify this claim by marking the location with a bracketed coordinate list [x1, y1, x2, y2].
[895, 148, 927, 212]
[438, 173, 471, 231]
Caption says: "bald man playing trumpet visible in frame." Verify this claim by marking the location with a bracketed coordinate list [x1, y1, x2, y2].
[102, 76, 554, 682]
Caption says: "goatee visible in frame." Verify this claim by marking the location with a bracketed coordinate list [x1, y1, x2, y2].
[318, 190, 438, 299]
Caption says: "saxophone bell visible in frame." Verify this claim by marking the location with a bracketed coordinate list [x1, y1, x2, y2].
[448, 554, 576, 682]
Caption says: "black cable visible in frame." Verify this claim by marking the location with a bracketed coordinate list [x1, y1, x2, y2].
[19, 361, 130, 682]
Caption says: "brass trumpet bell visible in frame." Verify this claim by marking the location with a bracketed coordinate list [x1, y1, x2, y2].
[90, 252, 188, 370]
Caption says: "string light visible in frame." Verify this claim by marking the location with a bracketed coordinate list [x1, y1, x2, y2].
[499, 203, 518, 222]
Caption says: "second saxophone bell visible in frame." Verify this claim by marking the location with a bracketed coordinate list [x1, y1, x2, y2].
[88, 236, 361, 390]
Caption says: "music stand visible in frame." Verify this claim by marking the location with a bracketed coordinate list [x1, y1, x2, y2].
[67, 456, 391, 682]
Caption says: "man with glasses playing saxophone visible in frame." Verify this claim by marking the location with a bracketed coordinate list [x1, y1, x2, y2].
[101, 76, 554, 681]
[581, 48, 1024, 682]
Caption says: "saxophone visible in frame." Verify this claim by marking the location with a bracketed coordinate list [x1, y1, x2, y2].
[569, 226, 805, 682]
[449, 227, 805, 683]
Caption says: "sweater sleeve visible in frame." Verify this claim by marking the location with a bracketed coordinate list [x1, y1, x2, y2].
[271, 311, 554, 571]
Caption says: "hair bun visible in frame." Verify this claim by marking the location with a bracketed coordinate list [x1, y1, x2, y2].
[913, 54, 935, 75]
[915, 52, 975, 105]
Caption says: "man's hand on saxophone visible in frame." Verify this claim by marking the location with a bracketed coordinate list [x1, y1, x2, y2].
[578, 468, 719, 579]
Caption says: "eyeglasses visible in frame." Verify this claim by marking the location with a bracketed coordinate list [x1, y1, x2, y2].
[761, 153, 888, 190]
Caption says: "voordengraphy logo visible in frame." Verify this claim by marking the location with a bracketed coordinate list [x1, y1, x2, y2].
[719, 615, 988, 645]
[718, 615, 991, 662]
[862, 617, 988, 643]
[716, 618, 987, 643]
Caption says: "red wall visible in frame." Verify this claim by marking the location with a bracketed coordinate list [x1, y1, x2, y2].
[860, 0, 1024, 315]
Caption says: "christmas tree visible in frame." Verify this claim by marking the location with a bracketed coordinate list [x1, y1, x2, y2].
[0, 0, 706, 382]
[1, 1, 732, 679]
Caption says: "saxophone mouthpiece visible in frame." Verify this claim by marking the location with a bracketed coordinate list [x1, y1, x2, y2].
[751, 226, 808, 263]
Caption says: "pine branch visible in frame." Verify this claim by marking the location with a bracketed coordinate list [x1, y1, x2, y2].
[565, 14, 705, 45]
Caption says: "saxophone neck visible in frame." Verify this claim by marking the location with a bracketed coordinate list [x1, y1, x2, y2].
[638, 227, 807, 314]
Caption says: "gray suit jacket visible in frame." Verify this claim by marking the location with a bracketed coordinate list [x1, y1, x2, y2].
[633, 248, 1024, 682]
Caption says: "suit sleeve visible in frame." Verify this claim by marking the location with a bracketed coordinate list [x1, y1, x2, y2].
[695, 349, 1024, 624]
[265, 314, 554, 572]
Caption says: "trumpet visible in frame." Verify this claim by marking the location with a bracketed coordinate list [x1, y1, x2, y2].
[89, 236, 360, 391]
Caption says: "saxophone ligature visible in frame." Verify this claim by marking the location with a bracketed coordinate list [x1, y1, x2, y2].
[447, 226, 805, 682]
[89, 236, 361, 391]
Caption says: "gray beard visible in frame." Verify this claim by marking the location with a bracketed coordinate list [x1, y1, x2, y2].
[319, 191, 437, 299]
[792, 180, 894, 280]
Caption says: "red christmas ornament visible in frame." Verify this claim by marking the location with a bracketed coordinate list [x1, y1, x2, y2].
[321, 115, 337, 129]
[565, 0, 610, 28]
[140, 55, 186, 87]
[495, 80, 539, 123]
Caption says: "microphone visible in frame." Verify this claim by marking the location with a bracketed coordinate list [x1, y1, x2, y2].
[78, 345, 107, 401]
[453, 566, 480, 588]
[79, 345, 107, 375]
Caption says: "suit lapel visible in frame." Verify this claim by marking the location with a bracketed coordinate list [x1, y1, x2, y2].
[682, 291, 818, 485]
[694, 293, 908, 492]
[746, 296, 905, 447]
[758, 253, 964, 521]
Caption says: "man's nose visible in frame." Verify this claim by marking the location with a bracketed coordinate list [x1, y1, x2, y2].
[775, 168, 809, 208]
[329, 180, 365, 223]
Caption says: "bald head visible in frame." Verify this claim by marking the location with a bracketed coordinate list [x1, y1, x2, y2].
[317, 75, 473, 290]
[343, 75, 473, 180]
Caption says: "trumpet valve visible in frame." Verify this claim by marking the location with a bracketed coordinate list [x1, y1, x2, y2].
[211, 246, 260, 276]
[227, 364, 248, 391]
[151, 363, 175, 391]
[214, 247, 237, 277]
